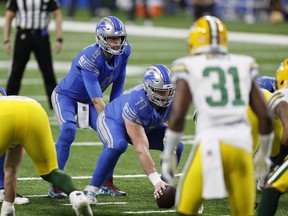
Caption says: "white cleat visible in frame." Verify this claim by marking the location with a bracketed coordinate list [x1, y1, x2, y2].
[83, 185, 98, 205]
[69, 191, 93, 216]
[0, 189, 29, 205]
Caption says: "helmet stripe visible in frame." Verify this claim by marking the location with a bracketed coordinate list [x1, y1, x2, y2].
[155, 64, 170, 84]
[206, 17, 219, 47]
[108, 16, 121, 31]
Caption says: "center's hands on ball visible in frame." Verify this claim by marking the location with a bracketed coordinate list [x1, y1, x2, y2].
[153, 181, 168, 199]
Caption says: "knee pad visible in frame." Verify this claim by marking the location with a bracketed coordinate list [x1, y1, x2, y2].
[59, 122, 76, 144]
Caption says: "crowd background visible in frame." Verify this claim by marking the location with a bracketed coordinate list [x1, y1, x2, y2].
[54, 0, 288, 24]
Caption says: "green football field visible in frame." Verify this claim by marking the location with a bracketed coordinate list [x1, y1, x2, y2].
[0, 7, 288, 215]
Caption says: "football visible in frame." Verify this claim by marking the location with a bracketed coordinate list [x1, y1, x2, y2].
[155, 184, 176, 209]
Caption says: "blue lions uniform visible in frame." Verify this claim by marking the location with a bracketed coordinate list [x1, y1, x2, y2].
[56, 43, 130, 103]
[52, 42, 131, 171]
[89, 84, 184, 188]
[256, 76, 276, 93]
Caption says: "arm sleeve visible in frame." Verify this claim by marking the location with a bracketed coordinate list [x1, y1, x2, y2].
[82, 70, 103, 99]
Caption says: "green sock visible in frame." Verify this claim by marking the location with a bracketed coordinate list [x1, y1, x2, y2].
[41, 169, 77, 195]
[257, 188, 282, 216]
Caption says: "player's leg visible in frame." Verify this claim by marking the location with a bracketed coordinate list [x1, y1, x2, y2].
[23, 102, 93, 215]
[222, 143, 255, 216]
[6, 30, 32, 95]
[50, 92, 78, 198]
[51, 91, 77, 170]
[176, 144, 203, 215]
[1, 145, 24, 215]
[258, 159, 288, 215]
[33, 34, 57, 109]
[84, 112, 127, 201]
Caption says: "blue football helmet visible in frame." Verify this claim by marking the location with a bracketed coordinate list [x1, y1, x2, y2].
[95, 16, 127, 55]
[143, 64, 175, 107]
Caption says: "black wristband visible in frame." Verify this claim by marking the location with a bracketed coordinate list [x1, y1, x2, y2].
[4, 40, 10, 44]
[56, 38, 63, 43]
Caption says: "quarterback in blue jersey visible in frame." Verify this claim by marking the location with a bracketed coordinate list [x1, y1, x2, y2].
[50, 16, 131, 198]
[0, 87, 29, 205]
[256, 76, 276, 93]
[83, 64, 184, 204]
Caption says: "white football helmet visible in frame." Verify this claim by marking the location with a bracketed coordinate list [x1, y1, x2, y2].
[143, 64, 175, 107]
[95, 16, 127, 55]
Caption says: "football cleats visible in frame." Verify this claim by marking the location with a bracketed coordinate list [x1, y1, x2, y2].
[95, 16, 127, 55]
[188, 15, 228, 55]
[143, 64, 175, 107]
[275, 58, 288, 89]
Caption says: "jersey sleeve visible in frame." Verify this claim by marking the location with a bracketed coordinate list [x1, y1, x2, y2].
[170, 60, 190, 85]
[268, 89, 288, 118]
[77, 47, 101, 75]
[82, 70, 103, 98]
[250, 61, 259, 79]
[122, 93, 149, 125]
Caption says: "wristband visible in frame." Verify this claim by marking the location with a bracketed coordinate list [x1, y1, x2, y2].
[56, 38, 63, 43]
[4, 40, 10, 44]
[148, 172, 161, 186]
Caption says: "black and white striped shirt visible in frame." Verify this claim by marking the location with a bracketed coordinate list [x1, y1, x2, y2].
[6, 0, 60, 30]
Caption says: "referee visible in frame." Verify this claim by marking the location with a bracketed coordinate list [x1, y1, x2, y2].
[3, 0, 63, 109]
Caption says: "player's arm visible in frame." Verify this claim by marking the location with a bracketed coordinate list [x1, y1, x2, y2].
[273, 101, 288, 166]
[250, 80, 274, 178]
[162, 79, 192, 184]
[51, 8, 63, 53]
[250, 80, 273, 135]
[82, 70, 105, 114]
[3, 10, 16, 54]
[123, 115, 164, 189]
[109, 71, 125, 102]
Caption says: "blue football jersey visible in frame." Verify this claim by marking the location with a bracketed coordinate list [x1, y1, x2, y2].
[104, 84, 171, 133]
[56, 42, 131, 103]
[256, 76, 276, 93]
[0, 87, 7, 96]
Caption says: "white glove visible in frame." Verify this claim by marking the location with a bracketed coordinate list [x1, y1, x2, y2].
[254, 152, 272, 180]
[161, 154, 177, 185]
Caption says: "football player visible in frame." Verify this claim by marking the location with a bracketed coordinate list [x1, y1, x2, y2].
[83, 64, 184, 204]
[0, 95, 93, 216]
[50, 16, 131, 198]
[160, 16, 273, 215]
[0, 87, 29, 205]
[258, 58, 288, 215]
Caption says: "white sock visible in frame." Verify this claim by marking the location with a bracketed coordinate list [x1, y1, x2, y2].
[1, 201, 15, 216]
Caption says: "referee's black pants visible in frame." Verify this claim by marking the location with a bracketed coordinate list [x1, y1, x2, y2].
[6, 29, 57, 109]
